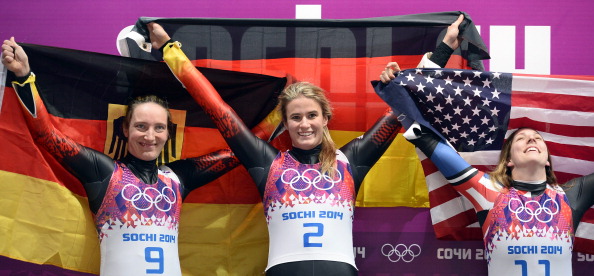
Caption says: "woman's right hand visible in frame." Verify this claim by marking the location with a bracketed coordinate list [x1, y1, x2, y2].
[443, 14, 464, 51]
[2, 37, 30, 77]
[147, 23, 171, 51]
[379, 62, 401, 84]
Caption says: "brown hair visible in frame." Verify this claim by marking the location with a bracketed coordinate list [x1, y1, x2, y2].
[123, 95, 172, 137]
[489, 127, 558, 188]
[278, 82, 337, 176]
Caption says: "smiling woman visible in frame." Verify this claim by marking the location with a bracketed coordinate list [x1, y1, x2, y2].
[372, 10, 594, 273]
[378, 59, 594, 275]
[283, 93, 329, 151]
[1, 37, 247, 276]
[397, 121, 594, 276]
[123, 98, 170, 162]
[148, 22, 404, 275]
[278, 82, 336, 177]
[490, 128, 556, 188]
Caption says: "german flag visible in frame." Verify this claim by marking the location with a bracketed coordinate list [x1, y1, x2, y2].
[0, 11, 489, 275]
[122, 12, 487, 209]
[120, 12, 489, 204]
[119, 11, 488, 274]
[0, 43, 287, 275]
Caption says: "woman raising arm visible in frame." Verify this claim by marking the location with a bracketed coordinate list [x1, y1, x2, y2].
[148, 22, 403, 275]
[2, 37, 249, 276]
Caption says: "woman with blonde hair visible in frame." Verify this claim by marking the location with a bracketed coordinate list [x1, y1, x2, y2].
[146, 11, 471, 273]
[149, 23, 407, 275]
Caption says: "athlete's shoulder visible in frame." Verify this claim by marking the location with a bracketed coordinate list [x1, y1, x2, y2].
[159, 165, 181, 184]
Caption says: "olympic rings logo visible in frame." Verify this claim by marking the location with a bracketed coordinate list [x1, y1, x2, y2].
[381, 243, 422, 263]
[280, 168, 342, 191]
[121, 184, 177, 212]
[508, 198, 559, 223]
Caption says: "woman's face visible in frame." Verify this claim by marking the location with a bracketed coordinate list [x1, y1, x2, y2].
[284, 95, 328, 150]
[507, 128, 550, 170]
[124, 102, 169, 161]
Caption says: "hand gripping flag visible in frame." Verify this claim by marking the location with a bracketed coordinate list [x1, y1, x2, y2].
[375, 68, 594, 249]
[118, 12, 489, 210]
[0, 43, 286, 275]
[120, 11, 489, 74]
[0, 12, 492, 275]
[116, 12, 493, 273]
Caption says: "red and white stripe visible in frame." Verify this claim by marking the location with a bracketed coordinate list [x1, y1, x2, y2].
[423, 74, 594, 250]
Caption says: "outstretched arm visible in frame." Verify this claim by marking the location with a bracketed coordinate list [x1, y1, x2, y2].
[377, 14, 466, 130]
[2, 38, 115, 214]
[403, 122, 500, 223]
[375, 13, 466, 141]
[356, 16, 464, 192]
[167, 148, 240, 200]
[340, 109, 401, 192]
[404, 123, 475, 181]
[148, 23, 279, 195]
[169, 117, 279, 199]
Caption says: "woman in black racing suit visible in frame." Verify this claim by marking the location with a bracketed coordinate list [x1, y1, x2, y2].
[147, 20, 458, 275]
[2, 37, 255, 276]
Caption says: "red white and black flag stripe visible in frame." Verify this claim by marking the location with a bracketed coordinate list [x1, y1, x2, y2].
[376, 68, 594, 250]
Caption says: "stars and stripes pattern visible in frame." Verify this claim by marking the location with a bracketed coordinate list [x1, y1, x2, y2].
[378, 68, 594, 249]
[396, 69, 512, 153]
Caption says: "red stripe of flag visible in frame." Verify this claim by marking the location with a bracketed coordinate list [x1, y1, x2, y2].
[428, 184, 461, 207]
[432, 209, 480, 239]
[555, 171, 583, 185]
[473, 165, 496, 172]
[511, 91, 594, 112]
[580, 207, 594, 222]
[508, 117, 594, 139]
[574, 237, 594, 253]
[545, 140, 594, 163]
[421, 158, 439, 176]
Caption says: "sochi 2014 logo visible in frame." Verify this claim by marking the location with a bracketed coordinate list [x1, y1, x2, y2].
[508, 197, 559, 223]
[121, 184, 177, 212]
[381, 243, 422, 263]
[280, 168, 342, 191]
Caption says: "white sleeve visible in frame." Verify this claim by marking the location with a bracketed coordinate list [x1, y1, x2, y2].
[416, 52, 442, 68]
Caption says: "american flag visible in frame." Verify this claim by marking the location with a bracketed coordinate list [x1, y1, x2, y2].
[375, 68, 594, 250]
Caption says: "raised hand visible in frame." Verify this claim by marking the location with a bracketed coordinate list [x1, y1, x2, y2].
[379, 62, 401, 84]
[2, 37, 30, 77]
[443, 14, 464, 50]
[147, 23, 172, 50]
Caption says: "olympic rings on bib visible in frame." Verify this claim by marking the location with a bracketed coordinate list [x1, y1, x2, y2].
[121, 184, 177, 212]
[381, 243, 422, 263]
[280, 168, 342, 191]
[508, 198, 559, 223]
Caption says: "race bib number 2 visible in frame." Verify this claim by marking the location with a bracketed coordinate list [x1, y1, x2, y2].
[303, 223, 324, 247]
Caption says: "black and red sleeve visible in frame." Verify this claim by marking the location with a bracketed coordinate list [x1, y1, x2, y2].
[12, 73, 114, 213]
[161, 42, 278, 196]
[340, 109, 401, 192]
